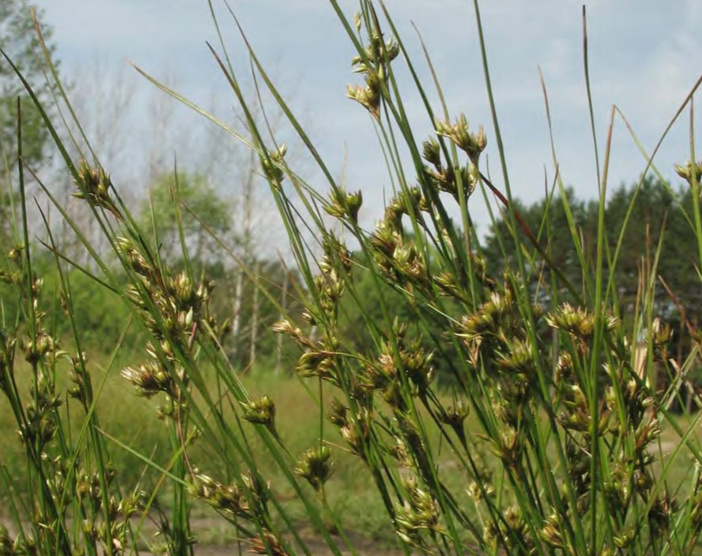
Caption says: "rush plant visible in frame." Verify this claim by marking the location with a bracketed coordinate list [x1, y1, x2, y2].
[1, 1, 702, 555]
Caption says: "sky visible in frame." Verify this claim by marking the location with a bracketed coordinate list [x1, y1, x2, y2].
[32, 0, 702, 239]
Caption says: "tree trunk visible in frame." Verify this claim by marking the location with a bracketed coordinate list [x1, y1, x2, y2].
[275, 272, 289, 377]
[249, 260, 260, 368]
[230, 266, 244, 365]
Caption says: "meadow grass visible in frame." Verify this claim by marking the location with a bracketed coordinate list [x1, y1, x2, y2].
[2, 1, 702, 555]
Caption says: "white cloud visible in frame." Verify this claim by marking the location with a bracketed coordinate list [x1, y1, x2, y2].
[30, 0, 702, 239]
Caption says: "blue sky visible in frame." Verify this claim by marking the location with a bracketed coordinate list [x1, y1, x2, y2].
[35, 1, 702, 237]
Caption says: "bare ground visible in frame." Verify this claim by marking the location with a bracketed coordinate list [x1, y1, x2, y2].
[1, 514, 404, 556]
[147, 517, 405, 556]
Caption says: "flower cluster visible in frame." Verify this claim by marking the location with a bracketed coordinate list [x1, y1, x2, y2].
[346, 14, 399, 119]
[74, 159, 122, 220]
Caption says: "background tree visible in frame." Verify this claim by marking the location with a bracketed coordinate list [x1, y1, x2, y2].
[0, 1, 59, 166]
[138, 170, 233, 264]
[482, 187, 597, 301]
[481, 178, 696, 312]
[335, 252, 463, 385]
[482, 176, 702, 395]
[0, 1, 61, 243]
[135, 169, 305, 371]
[602, 178, 677, 312]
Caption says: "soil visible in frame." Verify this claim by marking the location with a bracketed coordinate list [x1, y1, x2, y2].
[1, 514, 405, 556]
[181, 532, 405, 556]
[148, 518, 406, 556]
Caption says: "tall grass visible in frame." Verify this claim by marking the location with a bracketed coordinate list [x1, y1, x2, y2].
[1, 1, 702, 554]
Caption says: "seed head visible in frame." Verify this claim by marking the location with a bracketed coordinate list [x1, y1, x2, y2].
[120, 360, 177, 398]
[394, 476, 443, 549]
[540, 513, 564, 548]
[675, 159, 702, 186]
[440, 399, 469, 433]
[546, 303, 595, 339]
[241, 395, 276, 427]
[613, 529, 634, 549]
[467, 480, 494, 502]
[190, 474, 252, 519]
[489, 426, 522, 468]
[647, 317, 672, 361]
[353, 11, 362, 32]
[435, 114, 487, 164]
[116, 237, 152, 277]
[422, 138, 442, 169]
[261, 145, 287, 186]
[74, 159, 122, 219]
[327, 398, 348, 427]
[325, 187, 363, 224]
[347, 76, 381, 118]
[248, 532, 289, 556]
[296, 446, 333, 493]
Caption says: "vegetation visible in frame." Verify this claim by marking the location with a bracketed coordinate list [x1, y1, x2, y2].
[483, 178, 702, 320]
[0, 0, 59, 167]
[0, 0, 61, 244]
[139, 171, 234, 264]
[2, 1, 702, 555]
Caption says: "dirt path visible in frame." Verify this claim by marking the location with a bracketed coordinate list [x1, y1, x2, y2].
[175, 535, 405, 556]
[1, 514, 404, 556]
[149, 518, 405, 556]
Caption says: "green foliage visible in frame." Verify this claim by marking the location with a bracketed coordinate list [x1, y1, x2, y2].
[192, 258, 304, 371]
[3, 1, 702, 555]
[338, 255, 463, 385]
[483, 186, 597, 292]
[483, 178, 702, 313]
[139, 170, 233, 263]
[0, 0, 58, 166]
[235, 261, 304, 369]
[2, 252, 144, 353]
[483, 178, 702, 381]
[224, 3, 702, 553]
[0, 1, 61, 248]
